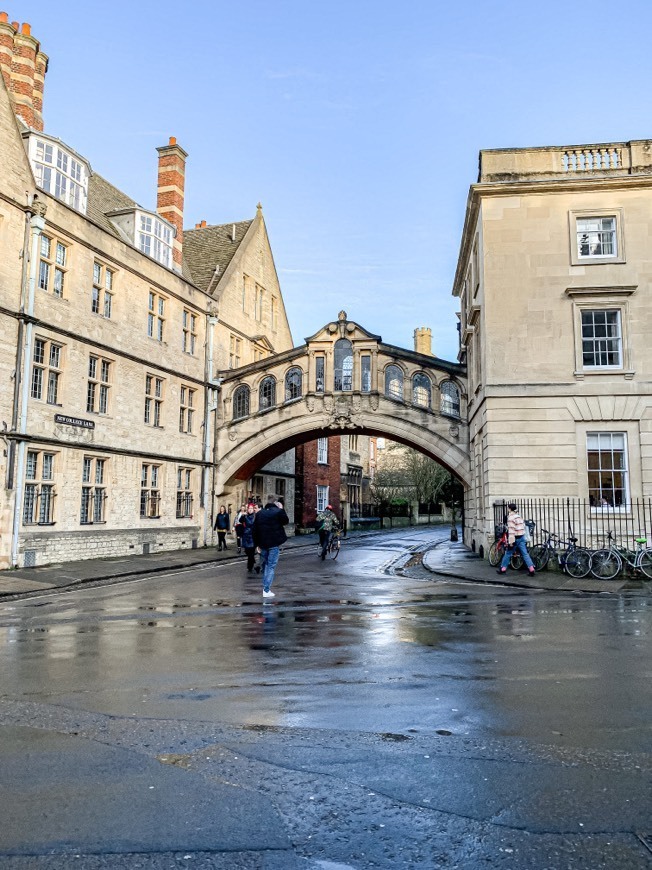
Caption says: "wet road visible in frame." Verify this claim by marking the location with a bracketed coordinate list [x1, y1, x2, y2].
[0, 528, 651, 868]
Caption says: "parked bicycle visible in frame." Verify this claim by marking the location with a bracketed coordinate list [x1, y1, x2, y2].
[590, 531, 652, 580]
[488, 525, 522, 569]
[528, 529, 592, 578]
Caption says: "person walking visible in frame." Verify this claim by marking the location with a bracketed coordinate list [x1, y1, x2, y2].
[241, 503, 258, 573]
[316, 504, 340, 560]
[252, 495, 289, 598]
[234, 504, 247, 554]
[214, 505, 230, 551]
[498, 502, 535, 576]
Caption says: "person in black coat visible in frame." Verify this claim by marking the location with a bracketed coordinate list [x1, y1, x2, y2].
[213, 505, 230, 551]
[241, 504, 258, 573]
[252, 495, 289, 598]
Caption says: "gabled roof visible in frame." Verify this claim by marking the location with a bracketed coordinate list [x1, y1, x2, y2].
[183, 220, 253, 292]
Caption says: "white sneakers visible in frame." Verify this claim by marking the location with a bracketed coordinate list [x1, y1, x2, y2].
[262, 590, 275, 598]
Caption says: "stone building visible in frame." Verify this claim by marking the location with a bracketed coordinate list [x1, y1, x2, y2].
[0, 14, 296, 567]
[454, 140, 652, 550]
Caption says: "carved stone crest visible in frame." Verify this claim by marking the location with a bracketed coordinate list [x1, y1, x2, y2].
[228, 427, 238, 442]
[327, 395, 360, 430]
[306, 395, 315, 412]
[369, 394, 379, 411]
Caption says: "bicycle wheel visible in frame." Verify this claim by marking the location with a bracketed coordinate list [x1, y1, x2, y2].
[510, 552, 523, 570]
[329, 538, 340, 560]
[638, 548, 652, 580]
[590, 549, 622, 580]
[529, 545, 550, 571]
[488, 541, 503, 567]
[564, 547, 592, 579]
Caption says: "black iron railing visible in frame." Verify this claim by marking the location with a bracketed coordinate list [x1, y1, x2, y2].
[493, 498, 652, 549]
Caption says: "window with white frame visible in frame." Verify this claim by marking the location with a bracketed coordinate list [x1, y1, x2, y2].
[179, 385, 195, 434]
[38, 234, 67, 298]
[147, 291, 166, 341]
[570, 211, 624, 265]
[138, 213, 173, 268]
[587, 432, 628, 508]
[317, 437, 328, 464]
[28, 135, 89, 213]
[577, 216, 616, 259]
[182, 309, 197, 354]
[349, 434, 359, 452]
[23, 450, 56, 525]
[31, 337, 62, 405]
[87, 355, 111, 414]
[140, 464, 161, 518]
[176, 467, 193, 518]
[80, 456, 107, 524]
[92, 262, 113, 317]
[316, 485, 329, 512]
[581, 309, 622, 368]
[144, 374, 164, 427]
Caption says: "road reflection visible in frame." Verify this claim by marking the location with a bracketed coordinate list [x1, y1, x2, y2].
[0, 532, 650, 751]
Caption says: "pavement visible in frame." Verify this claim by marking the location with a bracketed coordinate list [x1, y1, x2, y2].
[0, 528, 645, 599]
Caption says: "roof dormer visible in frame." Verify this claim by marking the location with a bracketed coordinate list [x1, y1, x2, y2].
[23, 131, 91, 214]
[107, 208, 176, 270]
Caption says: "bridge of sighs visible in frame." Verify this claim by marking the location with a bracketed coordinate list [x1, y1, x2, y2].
[213, 311, 469, 496]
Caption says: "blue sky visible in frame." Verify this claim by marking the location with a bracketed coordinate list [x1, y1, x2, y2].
[15, 0, 652, 360]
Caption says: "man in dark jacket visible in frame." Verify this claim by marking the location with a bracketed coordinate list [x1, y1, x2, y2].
[252, 495, 289, 598]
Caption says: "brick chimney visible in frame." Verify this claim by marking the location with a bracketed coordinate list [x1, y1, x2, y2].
[0, 14, 48, 131]
[156, 136, 187, 269]
[414, 327, 433, 356]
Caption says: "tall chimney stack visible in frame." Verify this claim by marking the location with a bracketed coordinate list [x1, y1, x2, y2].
[414, 327, 433, 356]
[0, 14, 48, 130]
[156, 136, 187, 270]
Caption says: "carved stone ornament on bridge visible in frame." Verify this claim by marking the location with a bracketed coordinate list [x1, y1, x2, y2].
[228, 426, 239, 442]
[327, 395, 360, 430]
[449, 423, 460, 440]
[306, 395, 315, 412]
[370, 394, 379, 411]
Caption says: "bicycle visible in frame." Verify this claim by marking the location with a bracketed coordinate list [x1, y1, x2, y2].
[488, 526, 523, 569]
[590, 531, 652, 580]
[325, 529, 341, 560]
[528, 529, 592, 578]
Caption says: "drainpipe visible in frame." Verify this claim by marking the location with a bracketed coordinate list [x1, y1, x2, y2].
[10, 199, 47, 567]
[202, 308, 219, 546]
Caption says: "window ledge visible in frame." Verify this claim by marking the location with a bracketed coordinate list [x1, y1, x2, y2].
[565, 285, 636, 298]
[574, 368, 635, 380]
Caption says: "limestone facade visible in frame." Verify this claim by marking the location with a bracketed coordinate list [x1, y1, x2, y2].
[0, 25, 296, 567]
[453, 140, 652, 551]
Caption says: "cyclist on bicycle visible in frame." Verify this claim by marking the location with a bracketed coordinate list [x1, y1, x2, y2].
[316, 504, 340, 561]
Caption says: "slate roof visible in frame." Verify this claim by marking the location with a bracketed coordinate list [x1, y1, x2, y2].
[86, 173, 196, 282]
[183, 220, 253, 292]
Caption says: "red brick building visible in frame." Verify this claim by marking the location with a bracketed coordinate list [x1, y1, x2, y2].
[294, 437, 341, 529]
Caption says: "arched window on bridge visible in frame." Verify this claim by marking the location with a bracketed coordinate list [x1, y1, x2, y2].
[285, 367, 302, 401]
[440, 380, 461, 417]
[334, 339, 353, 391]
[232, 384, 250, 420]
[412, 372, 431, 408]
[385, 364, 404, 401]
[259, 376, 276, 412]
